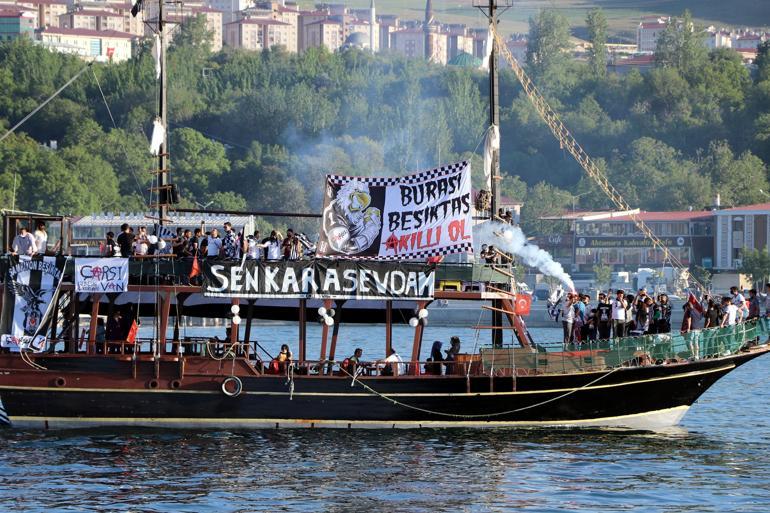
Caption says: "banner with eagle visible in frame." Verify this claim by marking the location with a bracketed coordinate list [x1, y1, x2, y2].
[316, 161, 473, 260]
[0, 255, 64, 352]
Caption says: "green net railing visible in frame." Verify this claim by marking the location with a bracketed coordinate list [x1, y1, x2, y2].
[480, 319, 769, 375]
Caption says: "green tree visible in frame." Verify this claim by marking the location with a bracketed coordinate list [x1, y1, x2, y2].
[586, 8, 608, 79]
[593, 263, 612, 290]
[519, 182, 571, 235]
[738, 248, 770, 288]
[655, 11, 706, 77]
[170, 127, 230, 199]
[526, 9, 571, 78]
[701, 140, 768, 207]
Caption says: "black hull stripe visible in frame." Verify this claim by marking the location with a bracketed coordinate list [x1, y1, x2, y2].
[0, 364, 735, 397]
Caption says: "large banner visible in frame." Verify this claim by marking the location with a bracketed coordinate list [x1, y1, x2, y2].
[0, 255, 64, 352]
[202, 260, 434, 300]
[317, 161, 473, 260]
[75, 258, 129, 293]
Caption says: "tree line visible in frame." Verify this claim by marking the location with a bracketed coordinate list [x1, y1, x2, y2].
[0, 10, 768, 237]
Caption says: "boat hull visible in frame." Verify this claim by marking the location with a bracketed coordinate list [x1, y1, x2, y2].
[0, 348, 765, 431]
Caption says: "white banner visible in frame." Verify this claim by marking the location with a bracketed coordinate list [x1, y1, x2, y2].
[317, 161, 473, 260]
[75, 258, 129, 293]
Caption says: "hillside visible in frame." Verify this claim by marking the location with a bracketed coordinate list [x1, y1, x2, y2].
[329, 0, 769, 38]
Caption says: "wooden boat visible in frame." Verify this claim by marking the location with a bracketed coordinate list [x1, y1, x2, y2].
[0, 253, 767, 431]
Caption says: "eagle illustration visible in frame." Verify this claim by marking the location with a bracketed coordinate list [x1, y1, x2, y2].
[10, 281, 49, 335]
[322, 180, 382, 255]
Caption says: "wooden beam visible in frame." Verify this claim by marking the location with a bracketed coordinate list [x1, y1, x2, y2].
[481, 304, 516, 315]
[230, 298, 239, 345]
[409, 301, 428, 375]
[385, 299, 393, 355]
[87, 293, 101, 354]
[328, 300, 345, 371]
[318, 299, 333, 361]
[159, 292, 172, 351]
[298, 299, 306, 362]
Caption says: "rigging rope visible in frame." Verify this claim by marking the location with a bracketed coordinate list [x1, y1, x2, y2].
[0, 64, 93, 144]
[490, 27, 705, 294]
[338, 364, 622, 419]
[90, 68, 153, 208]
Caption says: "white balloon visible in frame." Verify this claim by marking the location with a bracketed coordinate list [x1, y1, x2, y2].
[503, 230, 513, 241]
[409, 317, 419, 327]
[230, 304, 240, 315]
[157, 239, 167, 250]
[147, 235, 158, 244]
[324, 315, 334, 326]
[317, 307, 327, 316]
[328, 308, 335, 318]
[232, 315, 241, 325]
[418, 308, 429, 319]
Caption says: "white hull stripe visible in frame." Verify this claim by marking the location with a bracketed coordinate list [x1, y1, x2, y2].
[7, 406, 691, 431]
[0, 364, 735, 398]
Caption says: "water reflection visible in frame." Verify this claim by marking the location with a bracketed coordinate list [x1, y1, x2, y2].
[1, 349, 769, 512]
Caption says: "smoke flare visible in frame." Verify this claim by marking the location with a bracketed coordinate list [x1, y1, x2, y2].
[474, 222, 575, 291]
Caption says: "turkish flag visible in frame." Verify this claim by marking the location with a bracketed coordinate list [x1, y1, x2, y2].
[688, 292, 704, 314]
[189, 254, 201, 278]
[126, 320, 139, 344]
[514, 294, 532, 315]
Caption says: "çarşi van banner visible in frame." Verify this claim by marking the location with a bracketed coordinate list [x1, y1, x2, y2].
[316, 161, 474, 260]
[202, 260, 435, 300]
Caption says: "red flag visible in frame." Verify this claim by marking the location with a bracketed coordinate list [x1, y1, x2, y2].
[126, 320, 139, 343]
[427, 255, 444, 264]
[189, 254, 201, 278]
[688, 292, 704, 314]
[514, 294, 532, 315]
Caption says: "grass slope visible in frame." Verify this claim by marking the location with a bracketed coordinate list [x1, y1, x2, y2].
[301, 1, 769, 38]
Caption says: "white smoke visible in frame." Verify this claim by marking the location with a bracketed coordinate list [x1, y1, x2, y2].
[474, 222, 575, 291]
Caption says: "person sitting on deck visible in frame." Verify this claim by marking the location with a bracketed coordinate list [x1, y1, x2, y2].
[425, 341, 444, 375]
[274, 343, 293, 373]
[344, 348, 363, 375]
[380, 348, 405, 376]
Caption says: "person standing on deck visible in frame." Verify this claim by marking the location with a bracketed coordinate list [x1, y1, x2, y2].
[562, 293, 576, 347]
[611, 290, 627, 338]
[206, 228, 223, 258]
[731, 286, 748, 319]
[263, 231, 283, 261]
[222, 222, 240, 260]
[11, 226, 37, 256]
[33, 222, 47, 255]
[654, 294, 672, 334]
[596, 292, 612, 341]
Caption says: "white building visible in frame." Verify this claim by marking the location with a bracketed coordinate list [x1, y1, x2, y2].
[38, 26, 133, 61]
[636, 16, 668, 53]
[714, 203, 770, 271]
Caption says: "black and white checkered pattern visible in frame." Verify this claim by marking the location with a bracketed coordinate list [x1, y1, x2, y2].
[331, 241, 474, 261]
[327, 161, 469, 187]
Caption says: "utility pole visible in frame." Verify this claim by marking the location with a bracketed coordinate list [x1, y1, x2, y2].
[476, 0, 511, 347]
[157, 0, 168, 226]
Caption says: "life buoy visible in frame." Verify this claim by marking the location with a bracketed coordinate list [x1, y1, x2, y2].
[54, 376, 66, 387]
[170, 379, 182, 390]
[147, 379, 159, 389]
[269, 359, 280, 374]
[221, 376, 242, 397]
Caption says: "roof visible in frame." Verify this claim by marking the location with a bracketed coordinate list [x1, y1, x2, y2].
[40, 27, 135, 39]
[18, 0, 66, 5]
[74, 212, 255, 227]
[614, 54, 655, 66]
[0, 9, 30, 16]
[540, 209, 713, 222]
[714, 202, 770, 214]
[191, 6, 222, 14]
[306, 18, 341, 26]
[226, 18, 289, 26]
[448, 51, 481, 67]
[69, 9, 125, 17]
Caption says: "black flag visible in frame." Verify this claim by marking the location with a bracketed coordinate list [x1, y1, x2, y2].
[131, 0, 142, 17]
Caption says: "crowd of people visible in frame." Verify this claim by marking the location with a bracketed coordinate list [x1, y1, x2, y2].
[101, 222, 314, 261]
[9, 222, 59, 256]
[553, 285, 767, 349]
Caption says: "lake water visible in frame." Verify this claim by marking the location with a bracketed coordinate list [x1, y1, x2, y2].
[2, 325, 770, 512]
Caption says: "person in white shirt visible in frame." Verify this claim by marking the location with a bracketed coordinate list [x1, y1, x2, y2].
[11, 227, 37, 256]
[720, 297, 741, 327]
[245, 230, 268, 260]
[730, 286, 749, 318]
[561, 293, 576, 347]
[33, 222, 47, 255]
[206, 228, 223, 257]
[380, 348, 406, 376]
[611, 289, 628, 338]
[264, 230, 283, 261]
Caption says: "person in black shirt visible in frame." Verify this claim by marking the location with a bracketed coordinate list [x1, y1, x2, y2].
[103, 231, 120, 257]
[116, 223, 134, 258]
[654, 294, 672, 334]
[595, 293, 612, 341]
